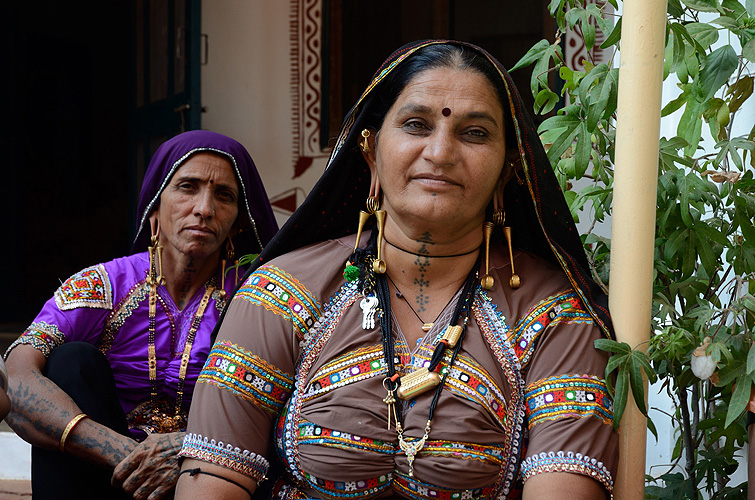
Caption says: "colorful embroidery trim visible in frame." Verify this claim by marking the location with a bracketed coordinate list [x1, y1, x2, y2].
[520, 450, 613, 492]
[297, 420, 396, 454]
[525, 374, 613, 427]
[473, 291, 526, 500]
[5, 322, 66, 359]
[301, 345, 387, 402]
[179, 433, 269, 482]
[234, 265, 321, 338]
[393, 471, 496, 500]
[99, 281, 150, 354]
[408, 344, 508, 429]
[54, 264, 113, 311]
[508, 291, 593, 368]
[303, 471, 393, 498]
[198, 341, 294, 415]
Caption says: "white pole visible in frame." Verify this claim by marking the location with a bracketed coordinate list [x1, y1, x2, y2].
[609, 0, 667, 497]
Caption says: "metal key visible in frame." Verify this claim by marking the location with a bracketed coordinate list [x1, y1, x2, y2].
[360, 296, 379, 330]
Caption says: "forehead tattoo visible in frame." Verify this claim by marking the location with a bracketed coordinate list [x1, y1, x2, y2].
[442, 107, 451, 117]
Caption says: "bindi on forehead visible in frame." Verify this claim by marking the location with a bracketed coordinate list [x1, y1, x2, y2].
[442, 107, 451, 117]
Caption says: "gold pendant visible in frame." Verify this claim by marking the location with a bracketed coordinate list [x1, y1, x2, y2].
[421, 322, 433, 332]
[397, 368, 441, 400]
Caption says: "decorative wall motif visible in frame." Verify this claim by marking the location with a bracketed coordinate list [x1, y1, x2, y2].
[289, 0, 328, 179]
[564, 0, 615, 72]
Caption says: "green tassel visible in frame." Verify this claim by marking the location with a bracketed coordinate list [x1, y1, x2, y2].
[343, 263, 360, 282]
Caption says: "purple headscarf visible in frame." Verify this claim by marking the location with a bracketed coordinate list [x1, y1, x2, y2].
[131, 130, 279, 256]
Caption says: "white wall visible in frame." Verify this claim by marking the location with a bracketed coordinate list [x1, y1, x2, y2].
[201, 0, 327, 229]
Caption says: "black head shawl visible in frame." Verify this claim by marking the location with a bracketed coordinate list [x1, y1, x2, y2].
[215, 40, 613, 340]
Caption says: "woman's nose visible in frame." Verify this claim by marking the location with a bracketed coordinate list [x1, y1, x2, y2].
[194, 189, 215, 219]
[424, 130, 457, 167]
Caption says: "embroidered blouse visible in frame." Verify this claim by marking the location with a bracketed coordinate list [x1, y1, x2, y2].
[5, 252, 237, 440]
[180, 235, 618, 499]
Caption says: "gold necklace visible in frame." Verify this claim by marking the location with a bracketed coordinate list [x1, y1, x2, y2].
[378, 261, 478, 477]
[146, 236, 214, 434]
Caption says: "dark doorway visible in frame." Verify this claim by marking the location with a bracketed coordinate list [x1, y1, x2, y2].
[322, 0, 555, 148]
[2, 1, 201, 338]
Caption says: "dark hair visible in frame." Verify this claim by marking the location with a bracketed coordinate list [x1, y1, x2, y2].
[362, 43, 515, 146]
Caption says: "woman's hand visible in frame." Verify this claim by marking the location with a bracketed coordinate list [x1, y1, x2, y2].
[112, 431, 185, 500]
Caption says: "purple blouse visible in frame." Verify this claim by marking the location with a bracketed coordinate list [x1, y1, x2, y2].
[5, 252, 239, 440]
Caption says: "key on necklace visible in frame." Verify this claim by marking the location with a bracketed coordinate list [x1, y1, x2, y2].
[360, 295, 379, 330]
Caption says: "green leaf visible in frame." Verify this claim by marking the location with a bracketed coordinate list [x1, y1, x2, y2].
[574, 122, 592, 178]
[595, 338, 632, 355]
[685, 22, 719, 50]
[681, 0, 720, 11]
[510, 39, 551, 72]
[725, 374, 750, 428]
[711, 16, 740, 30]
[534, 88, 560, 115]
[612, 367, 629, 430]
[628, 352, 648, 416]
[600, 17, 622, 49]
[744, 39, 755, 64]
[747, 0, 755, 16]
[747, 344, 755, 376]
[662, 91, 689, 117]
[695, 45, 738, 102]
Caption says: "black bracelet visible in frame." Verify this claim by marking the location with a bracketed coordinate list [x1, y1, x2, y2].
[179, 467, 253, 499]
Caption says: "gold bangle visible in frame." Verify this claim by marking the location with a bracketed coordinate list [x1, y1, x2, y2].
[59, 413, 88, 452]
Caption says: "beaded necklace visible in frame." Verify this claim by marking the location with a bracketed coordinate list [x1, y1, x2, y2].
[146, 236, 215, 434]
[376, 255, 479, 477]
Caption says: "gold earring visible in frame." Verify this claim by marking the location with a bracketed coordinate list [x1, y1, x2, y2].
[147, 222, 164, 286]
[220, 237, 238, 298]
[361, 129, 371, 153]
[372, 208, 387, 274]
[353, 196, 380, 252]
[480, 222, 494, 290]
[503, 225, 520, 289]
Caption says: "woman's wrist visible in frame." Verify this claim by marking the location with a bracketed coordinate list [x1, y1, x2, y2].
[59, 413, 88, 452]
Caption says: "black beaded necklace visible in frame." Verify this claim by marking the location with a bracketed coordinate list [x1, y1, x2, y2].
[376, 253, 480, 477]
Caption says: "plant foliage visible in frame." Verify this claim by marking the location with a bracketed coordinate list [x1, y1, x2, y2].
[513, 0, 755, 497]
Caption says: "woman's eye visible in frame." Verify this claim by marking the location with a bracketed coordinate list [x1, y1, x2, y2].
[464, 129, 490, 141]
[217, 191, 236, 202]
[404, 120, 429, 132]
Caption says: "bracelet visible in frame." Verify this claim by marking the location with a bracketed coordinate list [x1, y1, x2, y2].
[179, 467, 253, 499]
[59, 413, 88, 452]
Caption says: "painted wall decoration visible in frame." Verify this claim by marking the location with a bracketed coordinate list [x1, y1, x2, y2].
[289, 0, 328, 180]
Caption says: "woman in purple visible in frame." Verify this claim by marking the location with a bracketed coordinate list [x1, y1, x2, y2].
[3, 130, 278, 500]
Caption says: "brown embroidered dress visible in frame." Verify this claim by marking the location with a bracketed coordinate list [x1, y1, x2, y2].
[179, 234, 617, 499]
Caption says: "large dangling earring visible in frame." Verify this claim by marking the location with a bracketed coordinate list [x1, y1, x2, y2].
[480, 222, 495, 290]
[503, 223, 520, 289]
[372, 207, 387, 274]
[147, 219, 164, 287]
[344, 189, 383, 282]
[480, 181, 521, 289]
[220, 237, 238, 299]
[353, 195, 380, 252]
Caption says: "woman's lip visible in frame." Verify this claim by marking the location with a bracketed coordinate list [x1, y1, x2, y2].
[184, 226, 215, 235]
[412, 174, 460, 186]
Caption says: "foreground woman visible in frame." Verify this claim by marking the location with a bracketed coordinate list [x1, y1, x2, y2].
[177, 41, 618, 500]
[4, 130, 278, 500]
